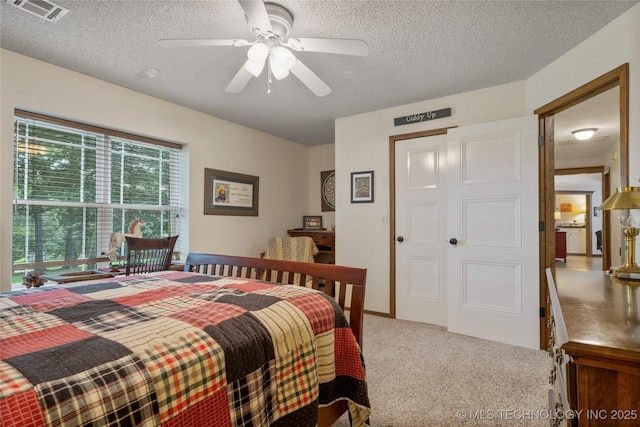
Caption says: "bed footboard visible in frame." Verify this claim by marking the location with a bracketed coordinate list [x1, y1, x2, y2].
[184, 252, 366, 347]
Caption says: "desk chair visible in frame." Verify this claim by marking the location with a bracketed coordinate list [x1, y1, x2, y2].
[595, 230, 602, 252]
[125, 236, 178, 276]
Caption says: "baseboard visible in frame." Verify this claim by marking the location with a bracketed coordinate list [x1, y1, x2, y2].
[364, 309, 393, 318]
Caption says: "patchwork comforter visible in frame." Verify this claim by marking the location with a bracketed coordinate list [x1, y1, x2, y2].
[0, 271, 370, 426]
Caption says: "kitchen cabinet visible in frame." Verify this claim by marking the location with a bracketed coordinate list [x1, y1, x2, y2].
[563, 228, 586, 254]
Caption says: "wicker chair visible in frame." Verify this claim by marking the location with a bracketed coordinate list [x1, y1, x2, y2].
[124, 236, 178, 276]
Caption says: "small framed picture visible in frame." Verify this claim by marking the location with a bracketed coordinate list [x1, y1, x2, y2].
[351, 171, 374, 203]
[303, 215, 323, 230]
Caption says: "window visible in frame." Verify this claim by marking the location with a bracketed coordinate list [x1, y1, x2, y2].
[12, 110, 182, 285]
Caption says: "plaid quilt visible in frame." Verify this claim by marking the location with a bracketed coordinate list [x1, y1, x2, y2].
[0, 271, 370, 426]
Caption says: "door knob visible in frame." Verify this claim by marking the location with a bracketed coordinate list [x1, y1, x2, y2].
[397, 236, 404, 242]
[449, 238, 458, 245]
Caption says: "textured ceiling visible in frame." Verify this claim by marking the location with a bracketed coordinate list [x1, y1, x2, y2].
[1, 0, 637, 146]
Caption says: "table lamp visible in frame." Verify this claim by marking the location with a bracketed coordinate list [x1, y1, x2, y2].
[598, 186, 640, 279]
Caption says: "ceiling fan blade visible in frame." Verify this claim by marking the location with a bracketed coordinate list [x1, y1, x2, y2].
[286, 38, 369, 56]
[238, 0, 272, 34]
[226, 62, 254, 93]
[290, 59, 331, 97]
[159, 38, 249, 47]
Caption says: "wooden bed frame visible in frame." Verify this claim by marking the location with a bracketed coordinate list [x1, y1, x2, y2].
[183, 253, 367, 426]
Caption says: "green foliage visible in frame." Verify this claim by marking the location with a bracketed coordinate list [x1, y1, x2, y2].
[12, 120, 177, 272]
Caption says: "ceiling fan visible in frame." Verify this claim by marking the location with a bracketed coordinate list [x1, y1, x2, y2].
[159, 0, 368, 97]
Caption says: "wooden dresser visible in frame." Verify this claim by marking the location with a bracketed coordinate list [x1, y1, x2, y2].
[551, 269, 640, 426]
[287, 229, 335, 264]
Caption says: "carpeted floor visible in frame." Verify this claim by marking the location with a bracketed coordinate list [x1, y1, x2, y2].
[334, 314, 551, 426]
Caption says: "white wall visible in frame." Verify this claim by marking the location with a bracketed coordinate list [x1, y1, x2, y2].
[336, 2, 640, 315]
[556, 155, 611, 170]
[605, 142, 623, 266]
[0, 49, 310, 292]
[335, 81, 527, 314]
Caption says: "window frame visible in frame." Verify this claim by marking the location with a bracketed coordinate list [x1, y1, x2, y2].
[12, 110, 183, 277]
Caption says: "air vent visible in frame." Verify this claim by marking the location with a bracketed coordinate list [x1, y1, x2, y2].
[10, 0, 69, 22]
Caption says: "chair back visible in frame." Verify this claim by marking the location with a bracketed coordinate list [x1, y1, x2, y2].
[125, 236, 178, 276]
[264, 236, 319, 284]
[595, 230, 603, 251]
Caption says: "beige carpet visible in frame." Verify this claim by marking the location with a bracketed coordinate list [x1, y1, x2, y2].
[335, 314, 550, 426]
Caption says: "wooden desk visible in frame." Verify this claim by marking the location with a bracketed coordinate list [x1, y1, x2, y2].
[41, 270, 114, 284]
[287, 229, 335, 264]
[42, 262, 185, 284]
[555, 270, 640, 426]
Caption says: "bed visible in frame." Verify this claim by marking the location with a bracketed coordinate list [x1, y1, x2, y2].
[0, 253, 370, 426]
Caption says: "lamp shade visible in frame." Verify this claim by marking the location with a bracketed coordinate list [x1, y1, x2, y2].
[598, 187, 640, 211]
[554, 211, 562, 220]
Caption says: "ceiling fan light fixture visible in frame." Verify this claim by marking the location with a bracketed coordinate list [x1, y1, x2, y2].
[270, 60, 289, 80]
[244, 59, 265, 77]
[572, 128, 597, 141]
[271, 46, 296, 70]
[247, 43, 269, 63]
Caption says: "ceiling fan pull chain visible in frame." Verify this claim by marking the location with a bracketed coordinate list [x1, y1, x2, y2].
[267, 60, 273, 95]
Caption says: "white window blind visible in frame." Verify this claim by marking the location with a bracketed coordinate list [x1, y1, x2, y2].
[12, 110, 182, 282]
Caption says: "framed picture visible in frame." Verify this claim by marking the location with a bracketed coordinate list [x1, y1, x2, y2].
[303, 215, 323, 230]
[204, 168, 259, 216]
[351, 170, 374, 203]
[560, 203, 572, 213]
[321, 170, 335, 212]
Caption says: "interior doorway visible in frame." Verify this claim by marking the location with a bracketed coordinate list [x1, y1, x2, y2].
[554, 167, 607, 272]
[535, 63, 629, 349]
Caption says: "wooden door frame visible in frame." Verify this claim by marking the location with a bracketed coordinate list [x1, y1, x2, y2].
[535, 63, 629, 349]
[603, 167, 612, 269]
